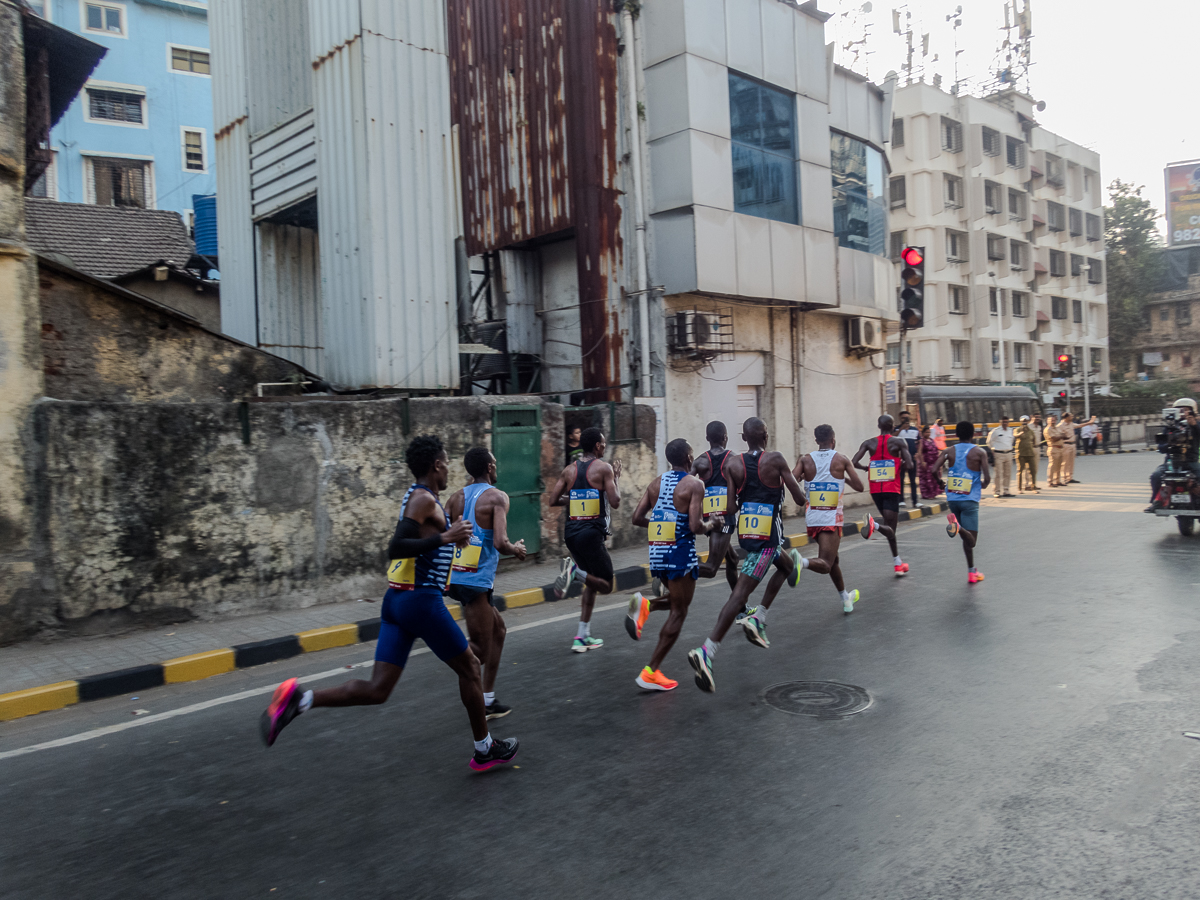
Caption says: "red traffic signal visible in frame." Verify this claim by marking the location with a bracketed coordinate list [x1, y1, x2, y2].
[900, 247, 924, 267]
[1057, 390, 1067, 398]
[1057, 354, 1070, 365]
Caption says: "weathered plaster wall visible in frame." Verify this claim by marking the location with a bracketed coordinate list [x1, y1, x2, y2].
[115, 274, 222, 332]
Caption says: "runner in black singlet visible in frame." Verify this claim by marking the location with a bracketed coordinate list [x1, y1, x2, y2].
[692, 421, 740, 591]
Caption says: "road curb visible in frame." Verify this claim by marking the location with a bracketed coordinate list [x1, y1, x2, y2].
[0, 501, 948, 723]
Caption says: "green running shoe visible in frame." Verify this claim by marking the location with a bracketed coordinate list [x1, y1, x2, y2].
[741, 613, 770, 649]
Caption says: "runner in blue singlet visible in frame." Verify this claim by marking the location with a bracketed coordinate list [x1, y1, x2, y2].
[934, 421, 991, 584]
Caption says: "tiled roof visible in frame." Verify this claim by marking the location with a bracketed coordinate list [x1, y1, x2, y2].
[24, 199, 194, 279]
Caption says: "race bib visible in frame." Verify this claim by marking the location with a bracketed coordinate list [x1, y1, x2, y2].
[703, 486, 729, 516]
[807, 481, 841, 511]
[869, 460, 897, 482]
[648, 509, 678, 545]
[452, 540, 482, 573]
[738, 502, 775, 540]
[569, 488, 601, 520]
[387, 557, 415, 590]
[947, 475, 973, 495]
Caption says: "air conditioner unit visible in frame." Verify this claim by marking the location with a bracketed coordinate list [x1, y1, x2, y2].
[847, 316, 883, 352]
[668, 311, 720, 356]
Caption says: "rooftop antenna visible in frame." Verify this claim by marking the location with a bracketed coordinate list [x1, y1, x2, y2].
[996, 0, 1033, 93]
[893, 6, 914, 85]
[945, 5, 963, 96]
[840, 2, 875, 77]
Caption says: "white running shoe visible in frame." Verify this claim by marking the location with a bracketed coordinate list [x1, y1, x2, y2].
[554, 557, 578, 599]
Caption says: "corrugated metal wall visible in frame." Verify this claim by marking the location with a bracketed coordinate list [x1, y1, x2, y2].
[249, 109, 317, 220]
[245, 0, 313, 139]
[256, 222, 323, 374]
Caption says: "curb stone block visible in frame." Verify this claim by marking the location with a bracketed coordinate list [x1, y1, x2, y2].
[0, 681, 80, 721]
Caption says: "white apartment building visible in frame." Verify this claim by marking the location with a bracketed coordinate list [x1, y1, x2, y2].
[888, 83, 1108, 390]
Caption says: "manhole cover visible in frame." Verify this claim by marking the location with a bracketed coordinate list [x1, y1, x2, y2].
[762, 681, 872, 719]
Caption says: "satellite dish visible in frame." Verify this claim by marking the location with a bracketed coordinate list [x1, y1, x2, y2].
[1036, 100, 1046, 112]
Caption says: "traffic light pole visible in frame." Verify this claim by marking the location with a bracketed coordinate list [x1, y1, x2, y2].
[897, 323, 908, 417]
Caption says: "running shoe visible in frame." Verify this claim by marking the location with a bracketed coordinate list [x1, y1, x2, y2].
[625, 592, 651, 641]
[260, 677, 302, 747]
[636, 667, 678, 691]
[741, 613, 770, 649]
[843, 589, 860, 615]
[469, 736, 519, 772]
[734, 604, 755, 624]
[687, 646, 716, 693]
[945, 513, 960, 538]
[485, 701, 512, 720]
[571, 636, 604, 653]
[553, 558, 578, 599]
[861, 514, 877, 540]
[894, 562, 910, 576]
[968, 571, 985, 584]
[786, 548, 803, 587]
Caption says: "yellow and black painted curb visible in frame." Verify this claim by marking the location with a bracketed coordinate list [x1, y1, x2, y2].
[0, 501, 948, 723]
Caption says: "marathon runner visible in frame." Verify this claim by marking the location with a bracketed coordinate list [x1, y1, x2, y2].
[445, 447, 528, 720]
[548, 427, 622, 652]
[687, 417, 804, 693]
[691, 421, 740, 590]
[625, 439, 725, 691]
[259, 435, 519, 772]
[935, 421, 991, 583]
[852, 414, 914, 577]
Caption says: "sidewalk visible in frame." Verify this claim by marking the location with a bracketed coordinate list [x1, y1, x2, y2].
[0, 502, 947, 719]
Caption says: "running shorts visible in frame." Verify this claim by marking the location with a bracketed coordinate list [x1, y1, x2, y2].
[739, 545, 779, 581]
[807, 525, 841, 539]
[564, 527, 614, 582]
[445, 584, 493, 608]
[651, 566, 699, 582]
[375, 587, 468, 667]
[872, 493, 901, 514]
[947, 499, 980, 532]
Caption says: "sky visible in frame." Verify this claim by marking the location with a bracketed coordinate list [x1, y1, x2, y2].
[826, 0, 1200, 235]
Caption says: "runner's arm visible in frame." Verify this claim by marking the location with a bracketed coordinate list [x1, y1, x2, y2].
[630, 480, 656, 529]
[603, 462, 621, 509]
[547, 465, 572, 507]
[685, 477, 721, 534]
[851, 441, 870, 471]
[386, 492, 467, 556]
[691, 454, 711, 479]
[779, 457, 806, 506]
[490, 492, 526, 561]
[975, 447, 991, 489]
[841, 455, 865, 492]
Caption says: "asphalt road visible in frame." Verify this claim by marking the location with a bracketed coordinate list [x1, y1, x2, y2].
[3, 453, 1199, 899]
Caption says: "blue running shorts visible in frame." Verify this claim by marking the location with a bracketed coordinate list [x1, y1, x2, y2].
[947, 499, 980, 532]
[651, 566, 699, 582]
[375, 587, 468, 668]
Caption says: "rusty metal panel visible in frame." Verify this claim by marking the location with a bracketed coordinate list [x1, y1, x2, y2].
[448, 0, 572, 256]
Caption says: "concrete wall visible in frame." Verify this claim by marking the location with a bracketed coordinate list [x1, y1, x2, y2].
[114, 273, 222, 331]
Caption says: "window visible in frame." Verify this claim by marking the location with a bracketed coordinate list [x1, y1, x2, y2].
[28, 0, 49, 17]
[984, 181, 1001, 214]
[942, 117, 963, 153]
[1178, 303, 1193, 326]
[889, 230, 907, 260]
[982, 127, 1001, 157]
[729, 73, 798, 225]
[1047, 201, 1065, 232]
[170, 46, 210, 76]
[951, 340, 969, 369]
[989, 286, 1004, 315]
[1086, 213, 1101, 242]
[944, 174, 963, 209]
[1045, 153, 1064, 187]
[1052, 296, 1067, 319]
[991, 341, 1000, 367]
[84, 2, 124, 35]
[27, 151, 56, 199]
[1049, 249, 1066, 277]
[886, 343, 901, 366]
[1006, 136, 1025, 168]
[182, 129, 206, 172]
[1008, 188, 1026, 220]
[87, 87, 143, 124]
[830, 132, 886, 255]
[1160, 307, 1170, 322]
[87, 156, 150, 207]
[1091, 347, 1103, 371]
[1083, 170, 1094, 195]
[987, 233, 1006, 261]
[1014, 343, 1030, 368]
[1010, 240, 1027, 270]
[949, 284, 967, 314]
[1072, 299, 1083, 323]
[1071, 254, 1085, 277]
[1012, 291, 1028, 317]
[889, 175, 906, 209]
[891, 117, 904, 147]
[1069, 208, 1083, 237]
[947, 229, 968, 262]
[1087, 258, 1103, 284]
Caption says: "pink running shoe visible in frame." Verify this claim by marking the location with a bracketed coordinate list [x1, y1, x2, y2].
[470, 737, 519, 771]
[946, 513, 960, 538]
[968, 571, 985, 584]
[260, 677, 302, 747]
[894, 562, 910, 576]
[861, 514, 877, 540]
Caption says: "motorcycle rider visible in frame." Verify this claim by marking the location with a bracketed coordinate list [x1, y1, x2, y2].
[1146, 398, 1200, 512]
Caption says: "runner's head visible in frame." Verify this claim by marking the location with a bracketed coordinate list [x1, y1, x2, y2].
[705, 420, 727, 447]
[580, 427, 605, 458]
[665, 438, 693, 470]
[955, 421, 974, 442]
[814, 424, 835, 448]
[406, 434, 449, 490]
[741, 417, 767, 449]
[464, 446, 497, 485]
[878, 414, 894, 434]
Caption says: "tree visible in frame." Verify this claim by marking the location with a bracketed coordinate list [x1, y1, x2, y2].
[1104, 180, 1164, 378]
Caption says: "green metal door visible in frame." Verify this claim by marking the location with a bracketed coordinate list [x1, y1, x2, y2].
[492, 405, 542, 555]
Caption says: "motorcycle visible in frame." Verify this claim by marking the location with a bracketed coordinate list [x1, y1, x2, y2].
[1146, 415, 1200, 535]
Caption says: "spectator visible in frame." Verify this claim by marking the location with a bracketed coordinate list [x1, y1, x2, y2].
[895, 411, 922, 507]
[1014, 415, 1039, 492]
[985, 415, 1016, 497]
[1061, 412, 1080, 483]
[1080, 417, 1099, 455]
[930, 418, 948, 451]
[1030, 414, 1045, 458]
[1046, 414, 1066, 486]
[916, 425, 943, 498]
[565, 426, 584, 465]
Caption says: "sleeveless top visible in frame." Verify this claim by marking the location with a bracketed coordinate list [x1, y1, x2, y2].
[449, 482, 501, 590]
[700, 448, 731, 519]
[946, 444, 983, 501]
[869, 435, 903, 494]
[737, 451, 783, 551]
[648, 470, 699, 572]
[565, 458, 611, 536]
[805, 449, 845, 528]
[387, 484, 453, 593]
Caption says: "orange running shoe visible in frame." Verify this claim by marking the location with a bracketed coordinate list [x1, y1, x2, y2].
[968, 571, 985, 584]
[625, 592, 651, 640]
[635, 667, 678, 691]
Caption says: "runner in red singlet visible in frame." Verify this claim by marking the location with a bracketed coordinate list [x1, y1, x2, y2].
[851, 414, 914, 577]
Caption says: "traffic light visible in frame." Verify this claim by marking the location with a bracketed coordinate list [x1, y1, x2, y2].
[899, 246, 925, 329]
[1056, 353, 1074, 377]
[1055, 390, 1067, 406]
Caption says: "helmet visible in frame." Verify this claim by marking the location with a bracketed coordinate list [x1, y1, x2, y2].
[1174, 398, 1198, 412]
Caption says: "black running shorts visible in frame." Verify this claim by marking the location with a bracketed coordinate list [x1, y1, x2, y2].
[445, 584, 493, 607]
[564, 527, 614, 583]
[872, 492, 901, 514]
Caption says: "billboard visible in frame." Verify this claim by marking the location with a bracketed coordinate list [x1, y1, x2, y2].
[1166, 161, 1200, 247]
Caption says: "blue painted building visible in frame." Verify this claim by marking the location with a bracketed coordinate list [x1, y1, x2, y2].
[27, 0, 214, 226]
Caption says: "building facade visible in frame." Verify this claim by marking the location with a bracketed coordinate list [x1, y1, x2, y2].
[888, 83, 1108, 392]
[1127, 246, 1200, 392]
[26, 0, 215, 223]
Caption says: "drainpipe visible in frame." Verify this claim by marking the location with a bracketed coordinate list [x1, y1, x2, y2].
[622, 3, 652, 398]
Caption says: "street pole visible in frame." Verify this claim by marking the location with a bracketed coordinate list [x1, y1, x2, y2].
[1083, 346, 1090, 420]
[898, 323, 908, 417]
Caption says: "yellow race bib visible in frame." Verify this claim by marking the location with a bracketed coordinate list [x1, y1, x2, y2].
[452, 542, 482, 573]
[648, 519, 677, 545]
[569, 488, 601, 520]
[869, 460, 897, 482]
[387, 557, 415, 590]
[947, 475, 973, 494]
[738, 502, 775, 540]
[807, 481, 841, 511]
[703, 487, 728, 516]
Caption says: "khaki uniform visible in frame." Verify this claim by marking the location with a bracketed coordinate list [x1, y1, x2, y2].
[1046, 422, 1068, 485]
[1014, 425, 1038, 490]
[1062, 423, 1077, 481]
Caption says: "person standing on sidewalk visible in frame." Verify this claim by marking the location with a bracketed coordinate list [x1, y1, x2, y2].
[917, 425, 943, 499]
[896, 411, 922, 508]
[931, 418, 948, 452]
[1080, 417, 1098, 455]
[1014, 416, 1039, 492]
[1061, 412, 1080, 484]
[1030, 414, 1045, 459]
[986, 415, 1016, 497]
[549, 427, 622, 652]
[446, 447, 528, 720]
[1046, 414, 1066, 486]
